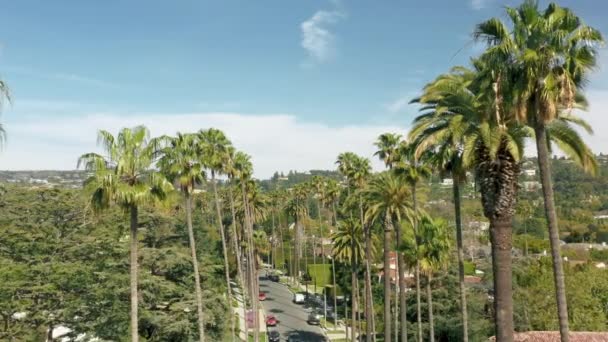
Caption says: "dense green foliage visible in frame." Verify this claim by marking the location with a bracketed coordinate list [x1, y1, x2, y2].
[0, 185, 229, 341]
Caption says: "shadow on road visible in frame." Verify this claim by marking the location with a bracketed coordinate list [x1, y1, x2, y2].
[286, 330, 327, 341]
[269, 308, 284, 313]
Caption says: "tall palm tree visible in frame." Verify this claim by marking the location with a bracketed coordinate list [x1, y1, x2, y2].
[332, 217, 367, 341]
[350, 156, 375, 342]
[393, 144, 431, 342]
[197, 128, 236, 342]
[311, 176, 331, 319]
[336, 152, 364, 342]
[232, 151, 260, 342]
[476, 3, 603, 340]
[78, 126, 173, 342]
[409, 59, 529, 341]
[0, 79, 10, 150]
[285, 183, 309, 285]
[409, 71, 478, 342]
[323, 178, 342, 326]
[362, 172, 414, 342]
[225, 147, 245, 290]
[374, 133, 408, 342]
[157, 132, 207, 342]
[417, 215, 451, 342]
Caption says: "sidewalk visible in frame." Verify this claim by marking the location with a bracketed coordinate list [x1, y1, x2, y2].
[233, 288, 266, 341]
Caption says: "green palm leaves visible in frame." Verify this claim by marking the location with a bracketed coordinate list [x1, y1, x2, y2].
[78, 126, 173, 211]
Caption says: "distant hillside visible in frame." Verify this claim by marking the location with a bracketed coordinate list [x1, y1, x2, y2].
[0, 170, 89, 188]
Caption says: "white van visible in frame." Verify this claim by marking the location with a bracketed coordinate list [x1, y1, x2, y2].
[293, 293, 305, 304]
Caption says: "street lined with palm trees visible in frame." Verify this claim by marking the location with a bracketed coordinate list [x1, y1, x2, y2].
[1, 1, 607, 341]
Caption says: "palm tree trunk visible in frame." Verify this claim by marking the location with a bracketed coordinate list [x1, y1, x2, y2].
[351, 236, 358, 342]
[412, 186, 422, 342]
[426, 274, 435, 342]
[229, 188, 245, 293]
[241, 184, 259, 342]
[395, 218, 407, 342]
[295, 216, 301, 286]
[317, 201, 329, 323]
[331, 203, 339, 332]
[185, 195, 206, 342]
[361, 195, 375, 342]
[129, 205, 140, 342]
[383, 218, 392, 342]
[490, 214, 514, 342]
[211, 176, 235, 342]
[534, 123, 569, 342]
[394, 271, 399, 342]
[453, 181, 469, 342]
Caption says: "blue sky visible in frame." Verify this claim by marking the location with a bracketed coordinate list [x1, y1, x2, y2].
[1, 0, 608, 177]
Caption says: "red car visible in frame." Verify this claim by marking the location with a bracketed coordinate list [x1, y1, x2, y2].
[265, 314, 278, 327]
[258, 292, 267, 301]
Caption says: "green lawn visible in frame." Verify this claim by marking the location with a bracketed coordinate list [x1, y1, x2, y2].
[247, 332, 267, 341]
[307, 264, 332, 288]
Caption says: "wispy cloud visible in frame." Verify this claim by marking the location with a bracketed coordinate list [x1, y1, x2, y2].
[471, 0, 492, 10]
[5, 66, 119, 88]
[300, 3, 345, 64]
[385, 93, 416, 114]
[1, 112, 407, 177]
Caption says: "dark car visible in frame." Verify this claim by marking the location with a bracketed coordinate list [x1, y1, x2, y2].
[268, 330, 280, 342]
[268, 274, 280, 282]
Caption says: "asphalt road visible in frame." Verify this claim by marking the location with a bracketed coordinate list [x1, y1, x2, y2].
[259, 275, 326, 342]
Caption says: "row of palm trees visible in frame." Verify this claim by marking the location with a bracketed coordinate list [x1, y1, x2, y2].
[408, 1, 602, 341]
[78, 127, 269, 342]
[271, 3, 604, 342]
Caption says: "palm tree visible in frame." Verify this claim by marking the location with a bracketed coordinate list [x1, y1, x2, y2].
[198, 128, 236, 342]
[362, 172, 414, 342]
[336, 152, 364, 342]
[157, 132, 207, 342]
[409, 71, 478, 342]
[393, 144, 431, 342]
[331, 217, 366, 341]
[225, 147, 246, 290]
[0, 79, 10, 150]
[285, 183, 309, 286]
[77, 126, 173, 342]
[232, 151, 260, 342]
[374, 133, 402, 170]
[350, 156, 375, 342]
[374, 133, 408, 342]
[417, 215, 451, 342]
[323, 178, 342, 326]
[476, 3, 603, 340]
[409, 60, 529, 340]
[311, 176, 331, 320]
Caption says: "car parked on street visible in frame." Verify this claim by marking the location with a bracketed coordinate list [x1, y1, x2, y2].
[258, 291, 267, 301]
[265, 314, 278, 327]
[307, 311, 321, 325]
[268, 330, 280, 342]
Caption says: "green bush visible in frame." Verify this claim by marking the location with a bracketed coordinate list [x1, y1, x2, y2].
[464, 261, 476, 276]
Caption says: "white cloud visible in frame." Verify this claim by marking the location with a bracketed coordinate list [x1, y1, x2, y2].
[0, 112, 407, 178]
[5, 66, 119, 88]
[300, 6, 345, 64]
